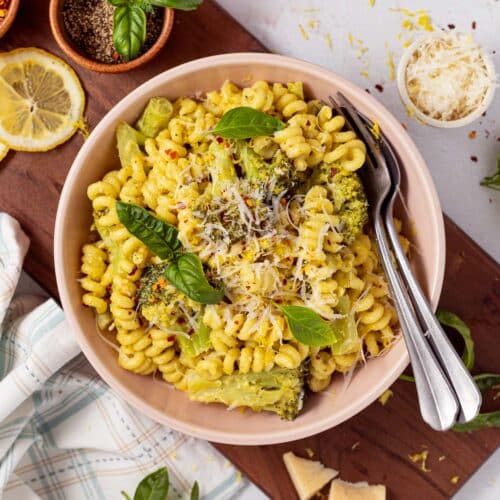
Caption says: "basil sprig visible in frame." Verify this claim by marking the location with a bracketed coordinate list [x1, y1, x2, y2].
[121, 467, 169, 500]
[165, 254, 224, 304]
[436, 309, 475, 370]
[121, 466, 200, 500]
[211, 107, 285, 139]
[112, 3, 147, 62]
[398, 309, 500, 432]
[116, 201, 223, 304]
[116, 201, 181, 259]
[108, 0, 203, 62]
[480, 157, 500, 191]
[149, 0, 203, 9]
[276, 304, 340, 347]
[190, 481, 200, 500]
[473, 373, 500, 392]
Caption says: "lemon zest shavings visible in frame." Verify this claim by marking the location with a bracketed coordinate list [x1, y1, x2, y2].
[378, 388, 392, 405]
[308, 20, 319, 30]
[298, 24, 309, 40]
[325, 33, 333, 50]
[408, 450, 431, 472]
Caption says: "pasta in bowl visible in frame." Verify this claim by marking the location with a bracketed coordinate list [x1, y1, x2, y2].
[55, 53, 445, 444]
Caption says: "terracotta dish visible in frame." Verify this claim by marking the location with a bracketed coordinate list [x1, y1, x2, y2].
[55, 53, 446, 445]
[49, 0, 174, 73]
[0, 0, 20, 39]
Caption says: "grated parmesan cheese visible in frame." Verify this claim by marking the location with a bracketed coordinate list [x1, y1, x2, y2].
[405, 33, 495, 121]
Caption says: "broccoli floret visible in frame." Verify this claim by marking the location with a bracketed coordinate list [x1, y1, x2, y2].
[313, 166, 368, 244]
[135, 97, 173, 138]
[138, 263, 202, 329]
[235, 140, 300, 197]
[208, 141, 237, 196]
[186, 366, 306, 420]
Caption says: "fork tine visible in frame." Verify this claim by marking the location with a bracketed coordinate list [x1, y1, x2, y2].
[335, 92, 381, 151]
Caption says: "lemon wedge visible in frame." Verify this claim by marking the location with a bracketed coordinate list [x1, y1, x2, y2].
[0, 48, 85, 152]
[0, 142, 8, 162]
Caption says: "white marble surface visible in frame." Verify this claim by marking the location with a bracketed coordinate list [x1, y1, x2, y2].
[217, 0, 500, 262]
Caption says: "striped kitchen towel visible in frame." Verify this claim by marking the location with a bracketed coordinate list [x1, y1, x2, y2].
[0, 213, 263, 500]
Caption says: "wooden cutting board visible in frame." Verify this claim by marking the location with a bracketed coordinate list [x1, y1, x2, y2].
[1, 2, 499, 499]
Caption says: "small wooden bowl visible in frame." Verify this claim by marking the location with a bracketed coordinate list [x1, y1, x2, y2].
[49, 0, 174, 73]
[0, 0, 21, 39]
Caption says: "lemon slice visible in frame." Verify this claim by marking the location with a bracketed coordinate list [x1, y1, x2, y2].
[0, 48, 85, 152]
[0, 142, 8, 162]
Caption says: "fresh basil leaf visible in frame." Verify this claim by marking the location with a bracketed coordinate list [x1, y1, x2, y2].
[473, 373, 500, 392]
[277, 304, 339, 347]
[133, 467, 169, 500]
[177, 322, 211, 357]
[116, 202, 181, 259]
[165, 253, 224, 304]
[113, 5, 147, 62]
[400, 310, 475, 383]
[211, 107, 285, 139]
[149, 0, 203, 10]
[109, 0, 128, 5]
[480, 157, 500, 191]
[452, 411, 500, 432]
[121, 492, 132, 500]
[190, 481, 200, 500]
[436, 309, 475, 370]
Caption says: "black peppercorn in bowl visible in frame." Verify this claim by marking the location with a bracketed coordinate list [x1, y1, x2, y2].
[49, 0, 174, 73]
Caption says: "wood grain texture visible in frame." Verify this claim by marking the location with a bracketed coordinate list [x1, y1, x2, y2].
[0, 2, 499, 499]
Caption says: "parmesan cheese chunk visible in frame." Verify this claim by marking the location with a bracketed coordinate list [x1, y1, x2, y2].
[329, 479, 386, 500]
[283, 451, 338, 500]
[405, 33, 493, 121]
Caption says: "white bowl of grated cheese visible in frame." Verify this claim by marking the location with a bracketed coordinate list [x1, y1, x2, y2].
[397, 32, 496, 128]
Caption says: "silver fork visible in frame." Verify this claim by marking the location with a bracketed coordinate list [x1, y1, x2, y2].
[329, 93, 465, 430]
[379, 124, 482, 423]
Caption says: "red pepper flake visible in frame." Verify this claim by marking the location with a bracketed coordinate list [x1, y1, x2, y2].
[470, 155, 478, 162]
[468, 131, 477, 139]
[315, 355, 321, 359]
[167, 336, 175, 342]
[177, 317, 186, 324]
[112, 51, 120, 61]
[375, 84, 384, 93]
[305, 120, 311, 126]
[330, 167, 338, 176]
[447, 24, 455, 29]
[216, 136, 223, 143]
[401, 122, 408, 130]
[165, 149, 178, 159]
[472, 21, 477, 30]
[128, 265, 137, 276]
[224, 141, 230, 148]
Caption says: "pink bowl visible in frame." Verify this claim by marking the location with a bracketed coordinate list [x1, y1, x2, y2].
[55, 53, 445, 445]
